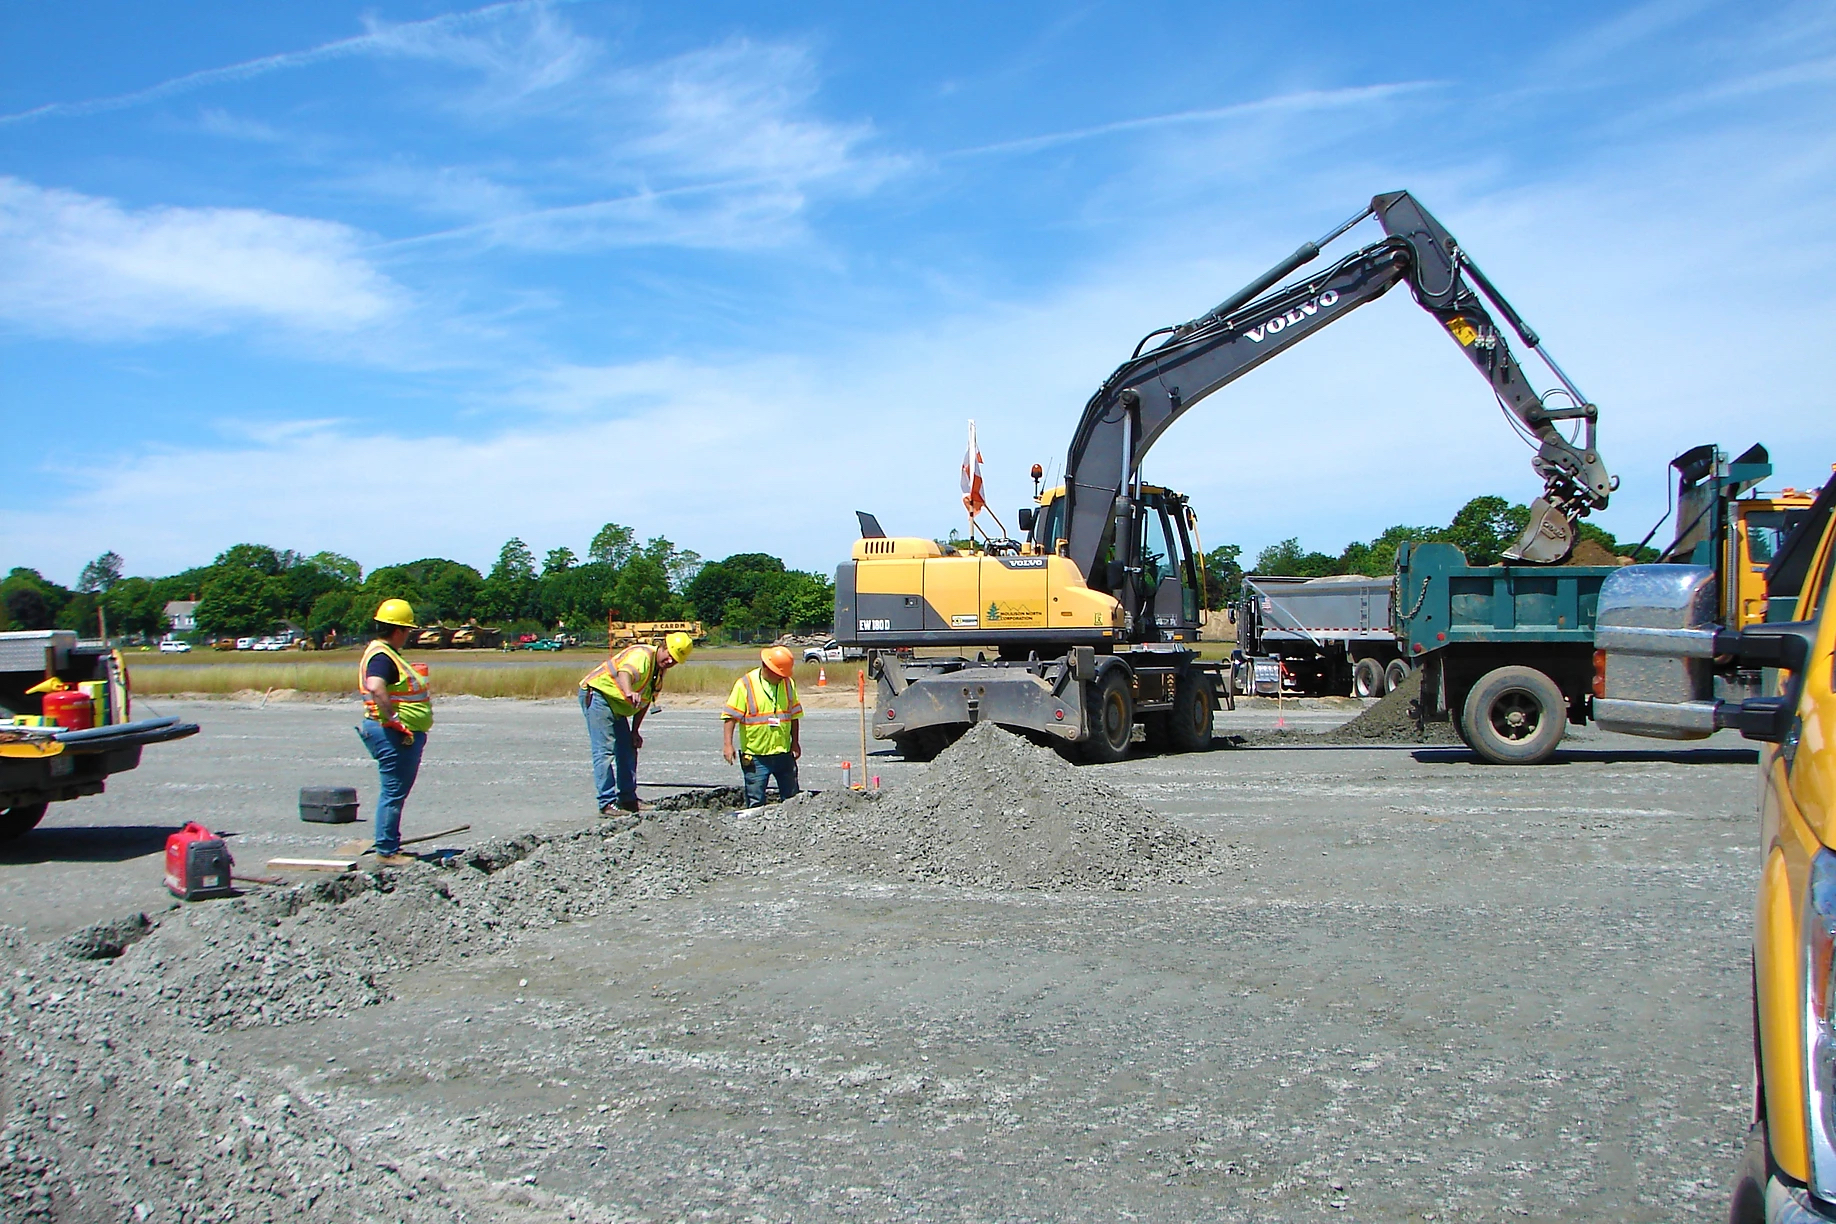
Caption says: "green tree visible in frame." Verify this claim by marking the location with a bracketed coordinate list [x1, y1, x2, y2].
[56, 592, 101, 635]
[308, 591, 362, 640]
[101, 577, 166, 639]
[77, 551, 124, 593]
[686, 553, 786, 624]
[307, 551, 363, 584]
[196, 568, 283, 637]
[587, 523, 636, 568]
[1444, 496, 1532, 566]
[1253, 538, 1338, 577]
[1338, 524, 1438, 577]
[0, 569, 67, 631]
[1202, 544, 1243, 607]
[543, 546, 577, 575]
[610, 555, 672, 621]
[213, 543, 286, 575]
[479, 538, 538, 623]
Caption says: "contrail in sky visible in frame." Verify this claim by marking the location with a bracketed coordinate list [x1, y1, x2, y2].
[946, 82, 1439, 158]
[0, 0, 574, 126]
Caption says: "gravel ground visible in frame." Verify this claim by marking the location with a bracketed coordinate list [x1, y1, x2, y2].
[0, 696, 1760, 1221]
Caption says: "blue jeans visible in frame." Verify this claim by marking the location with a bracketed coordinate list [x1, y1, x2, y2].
[740, 752, 799, 807]
[356, 720, 425, 855]
[581, 690, 637, 810]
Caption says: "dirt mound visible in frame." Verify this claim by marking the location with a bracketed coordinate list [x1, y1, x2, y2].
[1564, 537, 1625, 566]
[1318, 670, 1458, 744]
[1239, 670, 1461, 746]
[653, 785, 749, 811]
[740, 723, 1224, 890]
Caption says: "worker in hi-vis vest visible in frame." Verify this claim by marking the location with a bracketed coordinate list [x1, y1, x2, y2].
[357, 598, 432, 865]
[721, 646, 804, 807]
[579, 632, 694, 814]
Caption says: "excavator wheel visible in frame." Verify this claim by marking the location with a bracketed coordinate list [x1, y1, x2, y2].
[1078, 669, 1134, 763]
[1165, 674, 1215, 753]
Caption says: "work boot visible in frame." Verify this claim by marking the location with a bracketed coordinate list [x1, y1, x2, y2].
[373, 852, 418, 867]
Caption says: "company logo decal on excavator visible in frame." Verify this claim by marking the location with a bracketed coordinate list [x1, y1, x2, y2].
[1243, 289, 1339, 342]
[1444, 316, 1498, 349]
[983, 602, 1042, 627]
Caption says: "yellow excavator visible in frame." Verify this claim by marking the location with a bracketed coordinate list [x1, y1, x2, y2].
[835, 191, 1618, 760]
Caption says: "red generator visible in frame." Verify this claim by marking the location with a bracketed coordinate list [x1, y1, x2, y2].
[164, 822, 234, 900]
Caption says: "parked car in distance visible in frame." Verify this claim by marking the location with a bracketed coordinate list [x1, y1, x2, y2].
[158, 639, 191, 653]
[802, 638, 867, 664]
[527, 638, 567, 652]
[234, 637, 255, 650]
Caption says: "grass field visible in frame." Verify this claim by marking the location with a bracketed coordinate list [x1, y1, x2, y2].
[126, 651, 867, 699]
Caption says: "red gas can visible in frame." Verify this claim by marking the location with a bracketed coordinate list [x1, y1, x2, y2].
[42, 688, 95, 731]
[164, 822, 235, 900]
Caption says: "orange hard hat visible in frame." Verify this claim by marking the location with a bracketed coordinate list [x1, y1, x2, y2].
[760, 646, 795, 678]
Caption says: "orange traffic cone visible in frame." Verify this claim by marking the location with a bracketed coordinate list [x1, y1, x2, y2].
[818, 666, 828, 687]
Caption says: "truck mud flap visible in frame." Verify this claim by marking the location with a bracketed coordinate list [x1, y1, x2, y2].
[876, 668, 1087, 743]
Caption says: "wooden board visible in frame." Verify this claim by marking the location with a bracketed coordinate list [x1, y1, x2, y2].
[266, 857, 357, 872]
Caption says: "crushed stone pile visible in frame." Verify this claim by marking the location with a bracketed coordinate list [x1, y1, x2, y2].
[3, 725, 1226, 1218]
[1317, 671, 1460, 745]
[737, 723, 1224, 889]
[1239, 670, 1461, 746]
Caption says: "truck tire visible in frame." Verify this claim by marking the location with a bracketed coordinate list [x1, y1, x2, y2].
[1353, 657, 1384, 698]
[1080, 668, 1134, 763]
[1461, 666, 1566, 765]
[1166, 674, 1215, 752]
[1384, 658, 1412, 694]
[0, 803, 48, 841]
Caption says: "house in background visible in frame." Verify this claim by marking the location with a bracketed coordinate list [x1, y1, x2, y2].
[163, 600, 199, 637]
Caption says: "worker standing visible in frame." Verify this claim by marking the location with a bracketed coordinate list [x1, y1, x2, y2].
[357, 598, 432, 866]
[579, 632, 694, 814]
[721, 646, 804, 807]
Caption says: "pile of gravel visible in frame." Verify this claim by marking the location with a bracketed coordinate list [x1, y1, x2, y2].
[3, 725, 1225, 1217]
[1240, 671, 1461, 746]
[737, 723, 1223, 889]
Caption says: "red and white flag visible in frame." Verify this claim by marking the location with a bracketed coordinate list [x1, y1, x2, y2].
[960, 420, 986, 517]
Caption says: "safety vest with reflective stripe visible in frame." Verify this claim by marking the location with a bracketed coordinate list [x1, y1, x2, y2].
[360, 639, 433, 731]
[722, 667, 802, 756]
[579, 645, 658, 716]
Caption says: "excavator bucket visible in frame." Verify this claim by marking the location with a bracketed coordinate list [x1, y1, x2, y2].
[1504, 498, 1576, 564]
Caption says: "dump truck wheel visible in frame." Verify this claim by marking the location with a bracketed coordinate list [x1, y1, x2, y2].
[1080, 669, 1134, 763]
[0, 803, 48, 841]
[1385, 658, 1411, 693]
[1462, 666, 1565, 764]
[1166, 675, 1214, 752]
[1352, 657, 1384, 697]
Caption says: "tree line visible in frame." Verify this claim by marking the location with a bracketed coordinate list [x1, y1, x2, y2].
[1198, 494, 1658, 608]
[0, 522, 837, 642]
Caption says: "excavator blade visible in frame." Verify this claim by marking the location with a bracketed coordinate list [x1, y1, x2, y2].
[1503, 498, 1576, 564]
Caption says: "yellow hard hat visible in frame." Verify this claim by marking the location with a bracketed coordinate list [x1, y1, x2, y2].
[761, 646, 795, 678]
[665, 631, 695, 663]
[374, 598, 417, 628]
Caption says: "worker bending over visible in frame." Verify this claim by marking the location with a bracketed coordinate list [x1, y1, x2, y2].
[579, 632, 694, 814]
[357, 598, 432, 865]
[722, 646, 803, 807]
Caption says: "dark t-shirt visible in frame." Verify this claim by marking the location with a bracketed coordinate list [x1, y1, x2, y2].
[366, 649, 400, 686]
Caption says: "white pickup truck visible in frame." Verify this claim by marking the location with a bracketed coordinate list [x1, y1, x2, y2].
[801, 638, 868, 664]
[0, 630, 199, 839]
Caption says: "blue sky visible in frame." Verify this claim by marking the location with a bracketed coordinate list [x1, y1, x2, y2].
[2, 0, 1832, 584]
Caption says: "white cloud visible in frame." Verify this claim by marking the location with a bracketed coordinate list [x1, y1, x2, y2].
[0, 177, 402, 338]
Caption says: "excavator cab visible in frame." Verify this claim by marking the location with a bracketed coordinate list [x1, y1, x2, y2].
[1025, 483, 1203, 643]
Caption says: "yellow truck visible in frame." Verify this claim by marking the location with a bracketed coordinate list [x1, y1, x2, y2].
[1595, 474, 1836, 1220]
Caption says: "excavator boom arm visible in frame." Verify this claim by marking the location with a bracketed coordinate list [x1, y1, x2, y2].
[1054, 191, 1613, 580]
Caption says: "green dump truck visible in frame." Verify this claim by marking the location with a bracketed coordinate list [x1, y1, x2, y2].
[1393, 541, 1617, 764]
